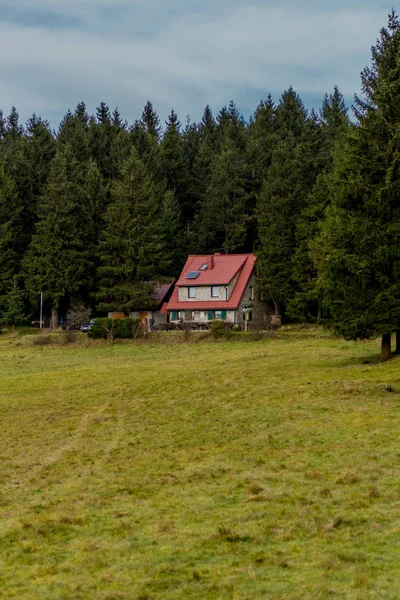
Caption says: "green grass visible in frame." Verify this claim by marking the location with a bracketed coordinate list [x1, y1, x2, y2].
[1, 327, 400, 599]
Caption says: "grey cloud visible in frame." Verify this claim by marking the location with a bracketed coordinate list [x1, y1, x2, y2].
[0, 1, 394, 126]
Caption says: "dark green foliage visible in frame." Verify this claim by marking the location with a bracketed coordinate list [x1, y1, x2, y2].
[316, 11, 400, 351]
[96, 147, 168, 312]
[141, 101, 161, 141]
[88, 317, 143, 339]
[160, 110, 191, 222]
[197, 146, 249, 253]
[24, 146, 86, 313]
[2, 276, 26, 328]
[0, 163, 23, 305]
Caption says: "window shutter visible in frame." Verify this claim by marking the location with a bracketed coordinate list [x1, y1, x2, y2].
[221, 310, 227, 320]
[171, 311, 178, 321]
[208, 311, 214, 321]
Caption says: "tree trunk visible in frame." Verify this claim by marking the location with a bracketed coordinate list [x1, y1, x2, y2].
[51, 306, 58, 331]
[395, 331, 400, 355]
[317, 302, 322, 321]
[381, 333, 392, 362]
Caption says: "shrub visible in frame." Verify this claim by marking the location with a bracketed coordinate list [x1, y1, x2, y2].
[210, 320, 227, 340]
[88, 318, 110, 339]
[61, 330, 79, 344]
[88, 318, 143, 340]
[115, 318, 144, 339]
[32, 334, 51, 345]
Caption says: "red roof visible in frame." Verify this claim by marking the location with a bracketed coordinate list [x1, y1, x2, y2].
[153, 282, 174, 305]
[167, 254, 256, 311]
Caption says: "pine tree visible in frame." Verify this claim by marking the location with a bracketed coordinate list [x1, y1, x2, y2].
[289, 91, 349, 320]
[2, 276, 25, 331]
[248, 96, 276, 192]
[0, 110, 6, 139]
[197, 146, 249, 253]
[316, 11, 400, 359]
[160, 110, 191, 221]
[0, 163, 22, 305]
[256, 90, 307, 315]
[97, 147, 168, 312]
[58, 104, 90, 163]
[161, 190, 183, 276]
[141, 101, 162, 140]
[6, 106, 24, 140]
[24, 146, 86, 326]
[14, 115, 56, 253]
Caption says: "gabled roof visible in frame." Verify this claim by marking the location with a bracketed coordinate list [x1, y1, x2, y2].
[153, 282, 175, 305]
[167, 254, 256, 311]
[176, 254, 249, 286]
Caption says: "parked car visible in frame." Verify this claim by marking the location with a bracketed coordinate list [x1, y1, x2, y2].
[81, 319, 95, 333]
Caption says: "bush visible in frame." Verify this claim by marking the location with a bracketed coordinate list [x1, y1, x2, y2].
[88, 318, 112, 339]
[32, 334, 51, 345]
[88, 318, 143, 340]
[61, 330, 79, 344]
[210, 320, 225, 340]
[115, 318, 144, 339]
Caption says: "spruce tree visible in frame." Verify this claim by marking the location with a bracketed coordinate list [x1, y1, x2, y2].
[141, 101, 162, 140]
[289, 91, 349, 320]
[97, 147, 168, 312]
[0, 163, 22, 305]
[14, 115, 56, 253]
[197, 145, 249, 253]
[24, 146, 86, 326]
[316, 11, 400, 359]
[161, 190, 183, 276]
[256, 90, 307, 315]
[160, 110, 191, 221]
[2, 276, 25, 331]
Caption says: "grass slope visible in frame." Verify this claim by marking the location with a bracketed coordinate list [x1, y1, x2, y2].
[1, 328, 400, 599]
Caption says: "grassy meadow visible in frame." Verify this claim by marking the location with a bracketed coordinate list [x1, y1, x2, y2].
[1, 327, 400, 599]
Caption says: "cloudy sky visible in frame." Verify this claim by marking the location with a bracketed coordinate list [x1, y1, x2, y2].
[0, 0, 394, 128]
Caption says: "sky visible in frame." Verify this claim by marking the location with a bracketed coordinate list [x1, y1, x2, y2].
[0, 0, 394, 129]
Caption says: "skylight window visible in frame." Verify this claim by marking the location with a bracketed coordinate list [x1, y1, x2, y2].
[199, 263, 208, 270]
[186, 271, 200, 279]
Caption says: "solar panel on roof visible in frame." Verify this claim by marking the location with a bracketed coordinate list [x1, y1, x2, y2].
[186, 271, 200, 279]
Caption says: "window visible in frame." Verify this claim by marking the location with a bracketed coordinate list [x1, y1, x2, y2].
[188, 287, 196, 298]
[215, 310, 227, 320]
[200, 263, 208, 270]
[211, 286, 219, 298]
[249, 286, 254, 301]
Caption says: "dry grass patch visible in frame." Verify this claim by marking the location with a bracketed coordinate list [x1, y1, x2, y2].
[1, 327, 400, 598]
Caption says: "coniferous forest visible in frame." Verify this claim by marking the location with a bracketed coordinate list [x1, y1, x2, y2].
[1, 12, 400, 357]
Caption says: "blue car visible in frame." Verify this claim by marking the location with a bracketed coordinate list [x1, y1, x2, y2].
[81, 319, 95, 333]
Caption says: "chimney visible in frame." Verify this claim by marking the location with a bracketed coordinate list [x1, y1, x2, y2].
[207, 254, 214, 270]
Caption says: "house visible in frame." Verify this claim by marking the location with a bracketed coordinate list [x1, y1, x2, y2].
[166, 253, 266, 328]
[108, 281, 174, 326]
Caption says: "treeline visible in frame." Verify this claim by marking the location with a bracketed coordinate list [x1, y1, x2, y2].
[0, 87, 348, 322]
[1, 11, 400, 358]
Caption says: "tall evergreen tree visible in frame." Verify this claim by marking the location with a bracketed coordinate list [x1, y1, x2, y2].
[141, 101, 162, 140]
[2, 276, 26, 331]
[97, 147, 168, 312]
[316, 11, 400, 359]
[289, 91, 349, 320]
[24, 146, 86, 325]
[257, 90, 307, 315]
[160, 110, 191, 221]
[197, 146, 249, 253]
[0, 163, 22, 305]
[14, 115, 56, 252]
